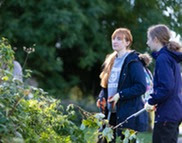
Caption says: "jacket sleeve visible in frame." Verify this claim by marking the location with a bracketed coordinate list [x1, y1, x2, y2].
[118, 61, 147, 100]
[148, 55, 174, 105]
[98, 88, 107, 99]
[98, 88, 108, 114]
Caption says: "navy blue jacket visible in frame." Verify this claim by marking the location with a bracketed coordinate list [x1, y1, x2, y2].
[99, 51, 148, 132]
[148, 47, 182, 122]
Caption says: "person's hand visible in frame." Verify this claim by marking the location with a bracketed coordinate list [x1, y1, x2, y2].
[96, 98, 106, 111]
[144, 102, 156, 112]
[108, 93, 120, 108]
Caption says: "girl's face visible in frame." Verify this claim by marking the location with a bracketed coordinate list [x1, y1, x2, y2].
[147, 34, 158, 51]
[112, 35, 129, 52]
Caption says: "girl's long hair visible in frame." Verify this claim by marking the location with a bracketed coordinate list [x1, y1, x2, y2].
[147, 24, 182, 52]
[100, 28, 133, 88]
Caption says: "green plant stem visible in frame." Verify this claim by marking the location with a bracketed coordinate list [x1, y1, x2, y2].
[8, 94, 26, 117]
[22, 53, 29, 70]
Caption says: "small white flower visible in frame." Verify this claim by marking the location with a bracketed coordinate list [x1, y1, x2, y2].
[23, 46, 26, 51]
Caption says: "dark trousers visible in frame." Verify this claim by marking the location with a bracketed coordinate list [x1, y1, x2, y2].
[153, 121, 180, 143]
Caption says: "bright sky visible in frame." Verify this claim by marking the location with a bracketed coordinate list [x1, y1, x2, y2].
[170, 30, 182, 44]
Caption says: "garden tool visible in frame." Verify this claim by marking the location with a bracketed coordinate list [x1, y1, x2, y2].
[98, 96, 106, 132]
[98, 97, 114, 132]
[107, 96, 114, 122]
[113, 108, 146, 129]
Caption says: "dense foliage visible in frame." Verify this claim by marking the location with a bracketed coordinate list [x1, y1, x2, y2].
[0, 38, 106, 143]
[0, 38, 143, 143]
[0, 0, 181, 97]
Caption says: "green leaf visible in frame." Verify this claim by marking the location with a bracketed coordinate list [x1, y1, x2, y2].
[124, 129, 130, 138]
[80, 124, 85, 130]
[94, 113, 105, 120]
[123, 138, 129, 143]
[102, 127, 113, 142]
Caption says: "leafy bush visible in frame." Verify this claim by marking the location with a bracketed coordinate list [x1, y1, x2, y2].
[0, 38, 139, 143]
[0, 38, 114, 143]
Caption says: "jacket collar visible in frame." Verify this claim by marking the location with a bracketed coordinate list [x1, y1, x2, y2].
[151, 46, 167, 60]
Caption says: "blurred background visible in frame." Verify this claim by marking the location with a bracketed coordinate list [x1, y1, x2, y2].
[0, 0, 181, 110]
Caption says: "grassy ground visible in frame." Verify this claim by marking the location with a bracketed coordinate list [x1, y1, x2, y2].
[137, 131, 182, 143]
[137, 132, 152, 143]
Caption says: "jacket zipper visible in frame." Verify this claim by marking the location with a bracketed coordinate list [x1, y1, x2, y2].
[118, 59, 138, 89]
